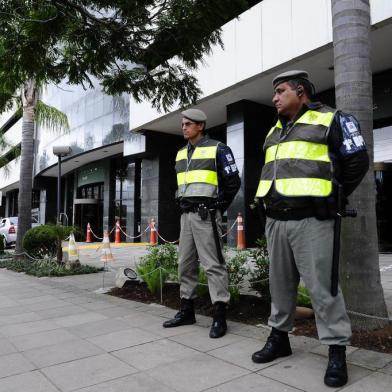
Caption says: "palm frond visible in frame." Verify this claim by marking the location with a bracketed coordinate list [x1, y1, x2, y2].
[35, 100, 70, 134]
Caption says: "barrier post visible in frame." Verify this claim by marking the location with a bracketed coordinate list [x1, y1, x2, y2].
[86, 222, 92, 243]
[115, 220, 121, 244]
[237, 212, 246, 250]
[149, 218, 158, 246]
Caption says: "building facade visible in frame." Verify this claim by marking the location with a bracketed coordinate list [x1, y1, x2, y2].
[1, 0, 392, 249]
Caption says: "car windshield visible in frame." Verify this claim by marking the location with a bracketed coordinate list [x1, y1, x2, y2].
[9, 217, 18, 225]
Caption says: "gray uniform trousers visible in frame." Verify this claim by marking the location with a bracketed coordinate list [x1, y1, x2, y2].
[266, 217, 352, 345]
[178, 210, 230, 304]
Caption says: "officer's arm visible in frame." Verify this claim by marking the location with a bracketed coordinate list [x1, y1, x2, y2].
[329, 112, 370, 197]
[216, 144, 241, 211]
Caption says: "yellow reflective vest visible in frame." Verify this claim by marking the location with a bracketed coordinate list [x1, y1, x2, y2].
[256, 106, 336, 198]
[175, 139, 220, 198]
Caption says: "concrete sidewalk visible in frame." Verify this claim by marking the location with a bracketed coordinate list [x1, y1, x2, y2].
[0, 259, 391, 391]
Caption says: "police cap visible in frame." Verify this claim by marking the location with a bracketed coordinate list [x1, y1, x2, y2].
[272, 70, 310, 89]
[181, 108, 207, 122]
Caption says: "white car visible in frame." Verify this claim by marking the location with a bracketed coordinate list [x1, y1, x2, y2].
[0, 217, 40, 248]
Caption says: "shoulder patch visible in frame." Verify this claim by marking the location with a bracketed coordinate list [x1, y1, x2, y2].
[339, 113, 366, 155]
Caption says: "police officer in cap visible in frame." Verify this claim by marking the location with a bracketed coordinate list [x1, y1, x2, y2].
[163, 108, 241, 338]
[252, 70, 369, 387]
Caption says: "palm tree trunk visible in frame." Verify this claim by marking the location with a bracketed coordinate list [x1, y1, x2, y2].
[15, 79, 38, 256]
[331, 0, 389, 329]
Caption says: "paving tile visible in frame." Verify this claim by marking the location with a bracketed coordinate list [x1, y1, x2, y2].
[347, 348, 392, 370]
[74, 373, 175, 392]
[208, 337, 286, 371]
[0, 319, 60, 337]
[81, 300, 117, 311]
[36, 304, 86, 320]
[229, 323, 271, 340]
[146, 352, 250, 392]
[0, 305, 30, 317]
[122, 312, 166, 328]
[205, 373, 302, 391]
[9, 328, 78, 351]
[340, 371, 392, 391]
[112, 339, 199, 370]
[0, 297, 19, 308]
[18, 295, 58, 304]
[41, 353, 137, 392]
[141, 319, 203, 338]
[288, 334, 321, 352]
[379, 361, 392, 375]
[169, 330, 244, 352]
[66, 317, 131, 339]
[53, 312, 107, 327]
[310, 344, 358, 357]
[0, 337, 17, 356]
[87, 327, 160, 351]
[0, 353, 36, 379]
[0, 371, 59, 392]
[258, 352, 372, 392]
[27, 299, 71, 311]
[95, 305, 137, 318]
[0, 311, 41, 326]
[24, 338, 104, 368]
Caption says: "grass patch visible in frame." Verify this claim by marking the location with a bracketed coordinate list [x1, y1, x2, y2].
[0, 256, 102, 277]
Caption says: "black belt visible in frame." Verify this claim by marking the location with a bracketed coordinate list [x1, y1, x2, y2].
[266, 207, 315, 220]
[181, 205, 200, 214]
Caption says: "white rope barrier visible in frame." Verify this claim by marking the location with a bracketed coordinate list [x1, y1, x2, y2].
[118, 224, 150, 240]
[156, 230, 179, 244]
[220, 218, 238, 238]
[89, 227, 103, 240]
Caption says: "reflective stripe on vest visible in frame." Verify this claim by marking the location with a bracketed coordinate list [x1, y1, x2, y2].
[256, 107, 335, 198]
[175, 143, 219, 198]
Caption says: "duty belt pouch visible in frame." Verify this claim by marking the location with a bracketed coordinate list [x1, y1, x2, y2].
[198, 204, 209, 220]
[313, 197, 336, 220]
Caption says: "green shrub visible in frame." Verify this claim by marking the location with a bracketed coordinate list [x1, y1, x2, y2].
[297, 285, 312, 308]
[226, 249, 249, 303]
[136, 243, 178, 295]
[0, 256, 101, 277]
[23, 224, 78, 262]
[248, 237, 270, 302]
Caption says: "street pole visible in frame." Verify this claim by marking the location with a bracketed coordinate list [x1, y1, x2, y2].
[53, 146, 72, 226]
[57, 155, 61, 225]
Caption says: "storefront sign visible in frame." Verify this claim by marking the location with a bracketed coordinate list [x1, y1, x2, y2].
[77, 164, 105, 187]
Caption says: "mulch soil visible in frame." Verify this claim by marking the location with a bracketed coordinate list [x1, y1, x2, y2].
[108, 280, 392, 354]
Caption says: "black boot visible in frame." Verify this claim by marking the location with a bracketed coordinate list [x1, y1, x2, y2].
[324, 345, 348, 387]
[252, 328, 292, 363]
[209, 302, 227, 338]
[162, 298, 196, 328]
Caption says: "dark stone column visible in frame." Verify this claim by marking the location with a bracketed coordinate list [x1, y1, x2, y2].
[226, 100, 275, 247]
[103, 159, 113, 232]
[140, 131, 184, 243]
[140, 156, 160, 242]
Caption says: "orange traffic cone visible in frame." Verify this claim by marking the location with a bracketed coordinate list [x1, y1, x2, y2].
[237, 212, 246, 250]
[86, 222, 92, 243]
[115, 220, 121, 243]
[149, 218, 158, 246]
[100, 230, 114, 262]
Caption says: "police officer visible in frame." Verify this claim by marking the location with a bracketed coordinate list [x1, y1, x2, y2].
[163, 108, 241, 338]
[252, 71, 369, 387]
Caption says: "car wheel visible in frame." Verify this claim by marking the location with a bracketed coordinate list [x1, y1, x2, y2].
[0, 235, 6, 249]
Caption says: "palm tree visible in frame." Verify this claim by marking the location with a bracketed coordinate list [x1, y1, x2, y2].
[331, 0, 389, 329]
[15, 79, 69, 256]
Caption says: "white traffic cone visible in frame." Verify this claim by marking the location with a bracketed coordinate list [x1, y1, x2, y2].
[100, 230, 114, 263]
[66, 233, 80, 269]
